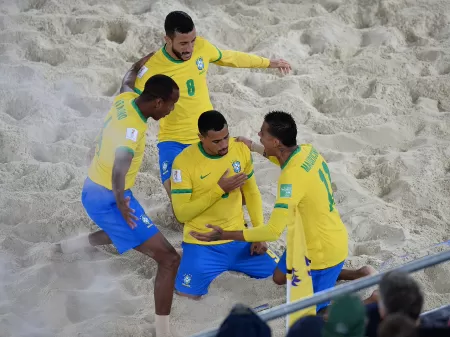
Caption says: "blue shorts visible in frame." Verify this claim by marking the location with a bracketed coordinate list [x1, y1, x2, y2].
[277, 251, 345, 312]
[157, 141, 191, 183]
[175, 241, 279, 296]
[81, 178, 160, 254]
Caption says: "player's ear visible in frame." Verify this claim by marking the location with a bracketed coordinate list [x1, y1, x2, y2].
[154, 98, 163, 109]
[164, 35, 171, 45]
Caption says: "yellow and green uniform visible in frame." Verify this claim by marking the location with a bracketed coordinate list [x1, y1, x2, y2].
[83, 91, 160, 256]
[88, 91, 147, 190]
[134, 37, 271, 183]
[170, 138, 263, 244]
[243, 145, 349, 324]
[134, 37, 271, 145]
[170, 139, 278, 297]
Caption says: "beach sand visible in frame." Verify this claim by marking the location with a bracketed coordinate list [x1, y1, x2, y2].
[1, 0, 450, 336]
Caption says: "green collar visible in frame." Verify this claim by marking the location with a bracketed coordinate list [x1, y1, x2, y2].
[281, 146, 301, 170]
[198, 142, 222, 159]
[162, 45, 184, 64]
[131, 99, 147, 123]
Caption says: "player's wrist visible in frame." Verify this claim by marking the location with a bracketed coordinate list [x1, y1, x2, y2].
[250, 142, 265, 155]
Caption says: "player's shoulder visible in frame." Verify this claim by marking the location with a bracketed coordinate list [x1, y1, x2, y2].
[174, 143, 200, 165]
[230, 138, 251, 155]
[114, 91, 139, 103]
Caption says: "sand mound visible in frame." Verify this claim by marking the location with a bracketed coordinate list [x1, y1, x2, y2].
[1, 0, 449, 336]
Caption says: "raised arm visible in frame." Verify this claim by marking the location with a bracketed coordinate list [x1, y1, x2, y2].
[204, 39, 290, 72]
[120, 51, 155, 94]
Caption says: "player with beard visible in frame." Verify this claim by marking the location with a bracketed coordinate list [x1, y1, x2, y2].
[133, 11, 291, 198]
[169, 110, 279, 299]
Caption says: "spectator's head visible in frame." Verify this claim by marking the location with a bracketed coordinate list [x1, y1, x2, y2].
[164, 11, 196, 61]
[259, 111, 297, 157]
[139, 74, 180, 120]
[198, 110, 230, 156]
[286, 315, 324, 337]
[378, 271, 424, 323]
[377, 313, 418, 337]
[216, 303, 271, 337]
[322, 294, 367, 337]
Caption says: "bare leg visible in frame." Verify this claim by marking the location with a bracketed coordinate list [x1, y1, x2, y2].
[88, 230, 112, 246]
[134, 232, 180, 315]
[337, 265, 377, 281]
[134, 232, 180, 337]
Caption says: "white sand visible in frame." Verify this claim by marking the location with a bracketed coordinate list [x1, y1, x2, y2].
[1, 0, 450, 336]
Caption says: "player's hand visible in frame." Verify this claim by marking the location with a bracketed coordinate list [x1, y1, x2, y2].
[235, 136, 252, 150]
[117, 196, 139, 229]
[251, 242, 268, 255]
[218, 169, 247, 193]
[190, 224, 223, 242]
[269, 59, 291, 74]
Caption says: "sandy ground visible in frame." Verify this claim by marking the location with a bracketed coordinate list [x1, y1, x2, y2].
[1, 0, 450, 336]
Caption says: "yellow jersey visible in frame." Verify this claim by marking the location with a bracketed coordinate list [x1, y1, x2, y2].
[243, 145, 349, 270]
[134, 37, 270, 144]
[88, 91, 148, 190]
[170, 138, 264, 245]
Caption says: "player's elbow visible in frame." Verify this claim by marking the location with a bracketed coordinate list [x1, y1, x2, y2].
[171, 206, 190, 224]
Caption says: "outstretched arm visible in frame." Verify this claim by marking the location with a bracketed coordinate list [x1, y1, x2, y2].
[120, 51, 155, 93]
[205, 39, 290, 73]
[214, 50, 291, 73]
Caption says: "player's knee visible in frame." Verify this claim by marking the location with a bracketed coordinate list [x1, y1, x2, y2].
[272, 271, 286, 285]
[161, 250, 181, 270]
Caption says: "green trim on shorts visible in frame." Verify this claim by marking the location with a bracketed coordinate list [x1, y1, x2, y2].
[274, 203, 288, 209]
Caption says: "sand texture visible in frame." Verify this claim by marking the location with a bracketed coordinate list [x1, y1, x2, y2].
[1, 0, 450, 336]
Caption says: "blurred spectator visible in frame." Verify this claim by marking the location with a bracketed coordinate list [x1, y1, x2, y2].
[377, 313, 418, 337]
[365, 270, 423, 337]
[216, 303, 271, 337]
[287, 294, 366, 337]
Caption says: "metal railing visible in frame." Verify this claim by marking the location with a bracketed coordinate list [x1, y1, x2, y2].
[189, 249, 450, 337]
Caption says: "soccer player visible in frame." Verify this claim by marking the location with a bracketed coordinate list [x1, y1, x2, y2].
[170, 110, 279, 299]
[133, 10, 291, 197]
[56, 59, 181, 337]
[190, 111, 352, 322]
[235, 135, 377, 296]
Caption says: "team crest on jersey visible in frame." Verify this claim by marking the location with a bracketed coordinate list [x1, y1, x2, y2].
[196, 57, 204, 71]
[232, 161, 241, 173]
[182, 274, 192, 287]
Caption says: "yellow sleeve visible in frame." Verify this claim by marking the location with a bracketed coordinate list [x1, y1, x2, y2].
[214, 50, 270, 68]
[170, 156, 225, 223]
[243, 170, 303, 242]
[112, 93, 142, 156]
[241, 152, 264, 227]
[203, 39, 270, 68]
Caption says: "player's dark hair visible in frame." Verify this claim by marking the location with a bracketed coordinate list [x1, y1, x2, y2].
[264, 111, 297, 147]
[379, 271, 424, 321]
[140, 74, 179, 102]
[164, 11, 195, 38]
[198, 110, 227, 136]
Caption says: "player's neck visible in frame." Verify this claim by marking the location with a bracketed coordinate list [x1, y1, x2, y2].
[134, 98, 151, 120]
[276, 146, 299, 168]
[164, 44, 182, 61]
